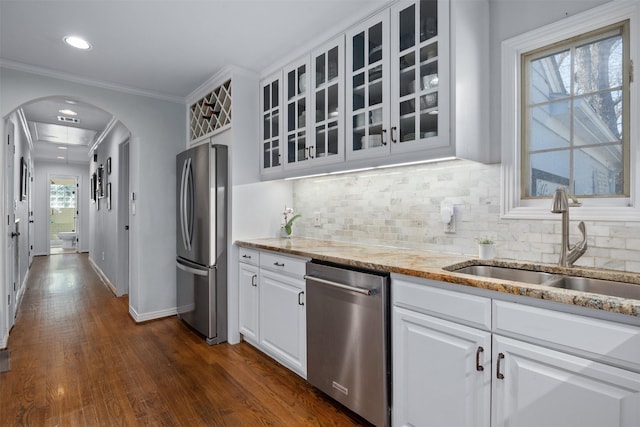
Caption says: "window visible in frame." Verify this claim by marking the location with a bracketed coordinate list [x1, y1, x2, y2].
[501, 2, 639, 221]
[50, 184, 76, 209]
[522, 22, 629, 199]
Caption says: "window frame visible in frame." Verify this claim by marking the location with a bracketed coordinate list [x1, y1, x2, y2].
[501, 1, 639, 221]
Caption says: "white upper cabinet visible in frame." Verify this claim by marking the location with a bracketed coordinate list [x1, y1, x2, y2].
[390, 0, 450, 155]
[260, 72, 283, 175]
[346, 0, 451, 162]
[309, 36, 345, 166]
[283, 58, 311, 169]
[259, 0, 491, 180]
[346, 11, 391, 161]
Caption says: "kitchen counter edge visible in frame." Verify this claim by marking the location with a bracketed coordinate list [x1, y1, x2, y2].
[235, 237, 640, 318]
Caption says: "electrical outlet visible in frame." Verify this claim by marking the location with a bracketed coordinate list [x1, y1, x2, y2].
[313, 212, 321, 227]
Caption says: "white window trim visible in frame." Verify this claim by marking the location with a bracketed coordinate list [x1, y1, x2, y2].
[501, 0, 640, 221]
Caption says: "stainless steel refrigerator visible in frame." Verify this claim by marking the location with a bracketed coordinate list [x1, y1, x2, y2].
[176, 143, 227, 344]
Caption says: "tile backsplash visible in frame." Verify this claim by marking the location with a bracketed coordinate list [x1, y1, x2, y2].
[292, 159, 640, 273]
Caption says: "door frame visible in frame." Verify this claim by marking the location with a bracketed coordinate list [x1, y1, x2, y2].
[47, 173, 80, 255]
[116, 138, 130, 296]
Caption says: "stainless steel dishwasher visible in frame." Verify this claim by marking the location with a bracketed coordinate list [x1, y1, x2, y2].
[305, 261, 390, 427]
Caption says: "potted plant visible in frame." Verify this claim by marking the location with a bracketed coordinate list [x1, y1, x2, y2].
[280, 206, 301, 238]
[476, 237, 495, 260]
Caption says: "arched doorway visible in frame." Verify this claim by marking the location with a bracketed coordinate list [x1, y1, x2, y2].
[2, 95, 132, 307]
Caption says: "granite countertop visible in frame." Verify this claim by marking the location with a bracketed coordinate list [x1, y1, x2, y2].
[236, 237, 640, 317]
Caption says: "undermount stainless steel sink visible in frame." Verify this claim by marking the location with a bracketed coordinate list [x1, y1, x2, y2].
[546, 276, 640, 300]
[452, 265, 640, 300]
[454, 266, 556, 284]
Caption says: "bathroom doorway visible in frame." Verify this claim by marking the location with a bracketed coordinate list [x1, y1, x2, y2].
[49, 176, 78, 254]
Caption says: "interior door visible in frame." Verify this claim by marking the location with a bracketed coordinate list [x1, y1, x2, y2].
[28, 172, 34, 266]
[5, 121, 16, 328]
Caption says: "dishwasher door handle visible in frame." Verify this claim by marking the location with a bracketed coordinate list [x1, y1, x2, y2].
[304, 275, 374, 296]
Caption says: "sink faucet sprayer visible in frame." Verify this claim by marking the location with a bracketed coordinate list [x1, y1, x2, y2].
[550, 187, 587, 267]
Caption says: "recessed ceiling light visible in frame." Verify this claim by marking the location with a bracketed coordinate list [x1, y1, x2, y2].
[63, 35, 92, 50]
[57, 146, 67, 150]
[57, 156, 65, 160]
[58, 109, 77, 116]
[65, 100, 78, 105]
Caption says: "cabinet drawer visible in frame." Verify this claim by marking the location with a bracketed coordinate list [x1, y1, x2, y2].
[393, 275, 491, 331]
[493, 300, 640, 372]
[260, 251, 308, 277]
[238, 247, 259, 266]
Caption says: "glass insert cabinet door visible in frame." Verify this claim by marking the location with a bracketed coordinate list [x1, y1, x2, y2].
[346, 12, 391, 159]
[391, 0, 445, 149]
[284, 59, 311, 167]
[261, 73, 282, 173]
[310, 36, 344, 163]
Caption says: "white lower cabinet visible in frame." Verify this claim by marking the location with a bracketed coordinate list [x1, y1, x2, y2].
[237, 247, 308, 378]
[392, 274, 640, 427]
[238, 261, 259, 343]
[259, 269, 306, 377]
[393, 306, 491, 427]
[492, 335, 640, 427]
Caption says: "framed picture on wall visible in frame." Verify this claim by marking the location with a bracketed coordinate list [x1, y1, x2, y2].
[19, 157, 27, 201]
[97, 165, 105, 199]
[90, 173, 96, 202]
[107, 183, 112, 211]
[107, 157, 112, 175]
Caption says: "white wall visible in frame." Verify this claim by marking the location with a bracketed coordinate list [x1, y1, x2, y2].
[487, 0, 609, 156]
[89, 122, 129, 294]
[0, 66, 185, 334]
[33, 161, 90, 255]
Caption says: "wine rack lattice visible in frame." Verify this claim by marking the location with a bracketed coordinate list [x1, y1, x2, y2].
[190, 79, 232, 141]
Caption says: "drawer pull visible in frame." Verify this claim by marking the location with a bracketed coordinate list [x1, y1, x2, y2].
[251, 274, 257, 287]
[242, 254, 252, 259]
[475, 346, 484, 372]
[273, 262, 285, 267]
[496, 353, 505, 380]
[298, 291, 305, 306]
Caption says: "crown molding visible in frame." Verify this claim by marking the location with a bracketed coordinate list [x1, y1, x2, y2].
[89, 116, 119, 155]
[16, 108, 34, 151]
[0, 59, 185, 104]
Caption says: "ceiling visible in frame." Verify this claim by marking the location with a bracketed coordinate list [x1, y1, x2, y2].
[19, 97, 114, 164]
[1, 0, 388, 164]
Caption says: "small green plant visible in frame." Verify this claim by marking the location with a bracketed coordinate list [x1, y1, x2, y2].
[476, 237, 494, 245]
[281, 206, 301, 236]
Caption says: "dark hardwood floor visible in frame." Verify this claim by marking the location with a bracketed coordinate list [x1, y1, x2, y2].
[1, 254, 369, 426]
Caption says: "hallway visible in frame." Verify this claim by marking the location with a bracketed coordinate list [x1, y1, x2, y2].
[0, 254, 367, 426]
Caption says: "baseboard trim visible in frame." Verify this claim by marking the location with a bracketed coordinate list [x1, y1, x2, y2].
[87, 257, 117, 296]
[129, 305, 177, 323]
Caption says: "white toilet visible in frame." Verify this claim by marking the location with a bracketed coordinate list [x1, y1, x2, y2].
[58, 232, 77, 249]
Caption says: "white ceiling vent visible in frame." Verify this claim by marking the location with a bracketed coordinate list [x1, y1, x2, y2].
[57, 115, 80, 124]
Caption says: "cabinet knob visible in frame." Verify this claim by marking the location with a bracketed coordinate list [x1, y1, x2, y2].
[251, 274, 258, 287]
[298, 291, 305, 306]
[273, 262, 285, 267]
[242, 254, 252, 259]
[381, 128, 388, 146]
[391, 126, 397, 143]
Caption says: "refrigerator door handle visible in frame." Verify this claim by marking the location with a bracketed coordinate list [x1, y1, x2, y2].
[179, 157, 187, 251]
[176, 260, 208, 277]
[180, 157, 192, 252]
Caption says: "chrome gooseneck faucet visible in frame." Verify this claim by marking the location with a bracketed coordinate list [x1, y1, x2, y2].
[551, 187, 587, 267]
